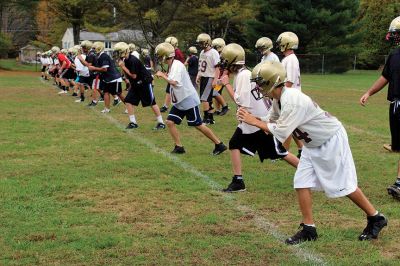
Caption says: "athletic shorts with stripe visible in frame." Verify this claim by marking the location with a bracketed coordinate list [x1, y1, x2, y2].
[125, 82, 156, 107]
[103, 81, 122, 95]
[167, 105, 203, 126]
[229, 127, 288, 162]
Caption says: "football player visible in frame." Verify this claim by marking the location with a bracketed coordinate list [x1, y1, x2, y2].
[114, 42, 165, 130]
[71, 45, 91, 103]
[154, 42, 227, 155]
[255, 37, 279, 63]
[88, 42, 124, 113]
[51, 46, 74, 94]
[217, 44, 298, 192]
[160, 36, 185, 113]
[276, 32, 304, 157]
[195, 33, 222, 124]
[238, 61, 387, 244]
[359, 16, 400, 199]
[211, 38, 229, 116]
[184, 46, 199, 89]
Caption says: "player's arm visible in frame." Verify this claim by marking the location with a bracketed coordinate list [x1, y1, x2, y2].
[88, 65, 107, 72]
[58, 60, 67, 73]
[118, 60, 137, 79]
[360, 76, 388, 106]
[220, 73, 234, 100]
[155, 71, 178, 86]
[237, 107, 270, 132]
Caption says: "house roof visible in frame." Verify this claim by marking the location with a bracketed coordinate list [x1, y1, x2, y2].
[20, 44, 40, 50]
[67, 28, 147, 42]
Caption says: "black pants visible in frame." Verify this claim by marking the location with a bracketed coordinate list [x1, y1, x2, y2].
[389, 100, 400, 151]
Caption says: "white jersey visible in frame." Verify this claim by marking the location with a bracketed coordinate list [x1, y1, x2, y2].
[168, 59, 200, 105]
[282, 53, 301, 90]
[131, 51, 140, 59]
[40, 57, 47, 65]
[74, 54, 90, 77]
[261, 52, 280, 63]
[198, 48, 220, 78]
[267, 88, 342, 148]
[234, 67, 269, 134]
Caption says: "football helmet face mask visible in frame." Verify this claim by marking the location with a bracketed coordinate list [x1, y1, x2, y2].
[92, 41, 105, 54]
[165, 36, 178, 48]
[276, 32, 299, 52]
[188, 46, 197, 54]
[255, 37, 273, 54]
[51, 46, 60, 55]
[196, 33, 212, 49]
[386, 16, 400, 46]
[155, 42, 175, 63]
[113, 42, 130, 59]
[250, 61, 286, 98]
[212, 38, 226, 53]
[219, 43, 245, 72]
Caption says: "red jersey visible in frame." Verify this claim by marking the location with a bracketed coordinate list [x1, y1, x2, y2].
[57, 53, 71, 69]
[174, 48, 185, 63]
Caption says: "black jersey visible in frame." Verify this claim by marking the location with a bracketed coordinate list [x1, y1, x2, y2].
[124, 54, 153, 85]
[96, 52, 121, 82]
[187, 55, 199, 76]
[382, 47, 400, 101]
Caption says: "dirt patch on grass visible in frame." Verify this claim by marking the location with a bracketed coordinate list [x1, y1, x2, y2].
[0, 70, 38, 77]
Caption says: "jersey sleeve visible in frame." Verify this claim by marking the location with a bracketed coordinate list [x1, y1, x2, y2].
[382, 53, 392, 80]
[212, 50, 220, 67]
[234, 71, 252, 108]
[267, 102, 306, 143]
[285, 57, 296, 84]
[168, 62, 183, 86]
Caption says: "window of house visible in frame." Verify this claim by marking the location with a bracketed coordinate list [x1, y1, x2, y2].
[105, 41, 112, 49]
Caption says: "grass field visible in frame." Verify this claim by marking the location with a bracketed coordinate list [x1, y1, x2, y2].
[1, 67, 399, 265]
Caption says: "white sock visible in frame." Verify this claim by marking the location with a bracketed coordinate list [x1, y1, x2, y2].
[371, 211, 379, 216]
[129, 115, 136, 124]
[114, 96, 118, 100]
[93, 100, 97, 103]
[156, 115, 164, 123]
[304, 224, 315, 227]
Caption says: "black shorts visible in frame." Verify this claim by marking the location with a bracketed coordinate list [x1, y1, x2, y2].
[78, 76, 93, 87]
[103, 81, 122, 95]
[165, 83, 171, 93]
[125, 83, 156, 107]
[229, 127, 288, 162]
[167, 105, 202, 126]
[41, 66, 46, 72]
[60, 68, 75, 80]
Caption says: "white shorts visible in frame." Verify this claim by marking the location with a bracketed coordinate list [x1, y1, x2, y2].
[293, 126, 357, 198]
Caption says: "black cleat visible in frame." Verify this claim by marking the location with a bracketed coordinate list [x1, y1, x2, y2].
[222, 177, 246, 193]
[358, 213, 388, 241]
[285, 223, 318, 245]
[215, 110, 221, 115]
[387, 183, 400, 200]
[160, 105, 168, 112]
[171, 145, 185, 154]
[87, 101, 97, 107]
[204, 118, 215, 125]
[212, 142, 227, 155]
[153, 122, 166, 130]
[71, 92, 78, 97]
[126, 122, 138, 129]
[219, 105, 229, 116]
[113, 98, 122, 106]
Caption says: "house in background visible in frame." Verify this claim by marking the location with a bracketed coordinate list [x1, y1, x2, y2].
[61, 28, 149, 51]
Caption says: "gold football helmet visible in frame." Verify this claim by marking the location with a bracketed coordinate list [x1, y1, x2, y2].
[93, 41, 105, 54]
[251, 61, 286, 96]
[219, 43, 245, 69]
[141, 48, 150, 56]
[128, 43, 137, 53]
[255, 37, 273, 54]
[80, 40, 93, 50]
[51, 46, 60, 54]
[387, 16, 400, 46]
[276, 32, 299, 52]
[114, 42, 130, 58]
[165, 36, 178, 48]
[61, 48, 68, 55]
[212, 38, 225, 53]
[155, 42, 175, 62]
[196, 33, 212, 49]
[188, 46, 197, 54]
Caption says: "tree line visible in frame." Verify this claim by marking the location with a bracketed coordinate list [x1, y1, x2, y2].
[1, 0, 399, 70]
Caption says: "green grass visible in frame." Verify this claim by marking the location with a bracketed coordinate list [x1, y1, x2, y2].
[0, 70, 399, 265]
[0, 59, 39, 72]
